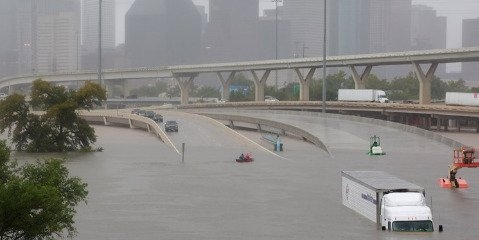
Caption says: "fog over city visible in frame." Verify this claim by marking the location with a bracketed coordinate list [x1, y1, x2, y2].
[115, 0, 479, 47]
[2, 3, 479, 239]
[1, 0, 478, 83]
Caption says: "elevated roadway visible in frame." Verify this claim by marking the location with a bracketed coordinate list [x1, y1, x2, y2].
[2, 47, 479, 104]
[179, 101, 479, 132]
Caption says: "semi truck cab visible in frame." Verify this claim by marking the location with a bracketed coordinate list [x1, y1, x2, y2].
[375, 90, 389, 103]
[380, 192, 433, 232]
[341, 171, 442, 233]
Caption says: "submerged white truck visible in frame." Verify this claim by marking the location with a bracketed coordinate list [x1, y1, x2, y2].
[338, 89, 389, 103]
[342, 171, 442, 232]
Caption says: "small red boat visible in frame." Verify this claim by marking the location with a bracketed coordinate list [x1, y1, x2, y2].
[236, 153, 254, 163]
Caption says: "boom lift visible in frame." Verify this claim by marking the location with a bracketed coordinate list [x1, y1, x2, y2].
[439, 146, 479, 188]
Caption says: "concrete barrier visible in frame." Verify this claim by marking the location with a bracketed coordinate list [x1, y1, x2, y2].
[225, 109, 465, 149]
[78, 111, 177, 151]
[194, 112, 329, 154]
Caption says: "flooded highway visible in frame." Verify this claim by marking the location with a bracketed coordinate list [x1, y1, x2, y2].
[11, 110, 479, 239]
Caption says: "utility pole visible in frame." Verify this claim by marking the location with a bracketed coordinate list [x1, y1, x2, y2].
[322, 0, 327, 113]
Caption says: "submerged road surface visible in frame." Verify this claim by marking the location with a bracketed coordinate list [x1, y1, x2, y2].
[24, 110, 479, 239]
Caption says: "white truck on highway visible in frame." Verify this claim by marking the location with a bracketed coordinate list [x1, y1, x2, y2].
[342, 171, 441, 232]
[338, 89, 389, 103]
[445, 92, 479, 107]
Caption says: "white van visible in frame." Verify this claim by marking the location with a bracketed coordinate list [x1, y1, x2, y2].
[264, 96, 279, 102]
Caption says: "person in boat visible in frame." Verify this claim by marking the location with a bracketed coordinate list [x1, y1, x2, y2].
[239, 153, 244, 161]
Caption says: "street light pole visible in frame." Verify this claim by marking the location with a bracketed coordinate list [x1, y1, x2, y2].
[98, 0, 102, 86]
[322, 0, 327, 113]
[274, 0, 279, 89]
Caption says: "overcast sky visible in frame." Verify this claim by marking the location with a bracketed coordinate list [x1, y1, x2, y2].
[115, 0, 479, 49]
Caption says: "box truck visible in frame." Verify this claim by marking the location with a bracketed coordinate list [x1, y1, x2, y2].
[445, 92, 479, 107]
[342, 171, 441, 232]
[338, 89, 389, 103]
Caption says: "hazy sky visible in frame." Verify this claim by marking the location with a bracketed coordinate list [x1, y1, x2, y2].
[115, 0, 281, 45]
[115, 0, 479, 49]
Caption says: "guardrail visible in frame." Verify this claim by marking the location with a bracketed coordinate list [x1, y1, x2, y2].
[78, 111, 178, 152]
[194, 112, 329, 154]
[179, 101, 479, 117]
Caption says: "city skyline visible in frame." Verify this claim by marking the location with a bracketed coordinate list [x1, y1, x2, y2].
[115, 0, 479, 49]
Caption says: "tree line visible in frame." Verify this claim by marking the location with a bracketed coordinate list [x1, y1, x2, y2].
[128, 71, 474, 102]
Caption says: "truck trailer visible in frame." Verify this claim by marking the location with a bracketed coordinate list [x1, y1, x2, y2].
[445, 92, 479, 107]
[341, 171, 440, 232]
[338, 89, 389, 103]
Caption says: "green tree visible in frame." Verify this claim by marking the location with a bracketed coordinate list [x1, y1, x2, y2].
[431, 76, 447, 100]
[229, 73, 254, 102]
[445, 78, 469, 93]
[191, 86, 221, 98]
[130, 81, 170, 97]
[365, 74, 390, 90]
[389, 72, 420, 101]
[0, 79, 106, 152]
[307, 71, 354, 101]
[0, 140, 88, 239]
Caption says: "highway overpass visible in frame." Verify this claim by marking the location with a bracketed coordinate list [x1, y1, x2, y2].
[2, 47, 479, 104]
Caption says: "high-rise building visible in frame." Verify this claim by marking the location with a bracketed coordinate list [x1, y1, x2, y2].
[125, 0, 202, 67]
[196, 5, 207, 37]
[282, 0, 325, 57]
[462, 17, 479, 82]
[204, 0, 260, 62]
[0, 0, 80, 76]
[410, 5, 447, 77]
[0, 0, 21, 77]
[411, 5, 447, 50]
[369, 0, 411, 53]
[328, 0, 370, 56]
[36, 12, 79, 72]
[260, 7, 290, 59]
[33, 0, 80, 73]
[82, 0, 115, 53]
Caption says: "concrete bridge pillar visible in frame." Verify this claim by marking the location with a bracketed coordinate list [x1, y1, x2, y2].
[251, 70, 270, 101]
[121, 79, 130, 98]
[217, 71, 236, 101]
[349, 65, 372, 89]
[294, 68, 316, 101]
[425, 116, 431, 130]
[175, 75, 196, 105]
[412, 62, 438, 105]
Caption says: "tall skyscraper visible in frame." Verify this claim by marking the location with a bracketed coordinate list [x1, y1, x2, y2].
[411, 5, 447, 50]
[36, 12, 79, 72]
[410, 5, 447, 76]
[0, 0, 80, 76]
[125, 0, 202, 67]
[82, 0, 115, 53]
[328, 0, 370, 56]
[462, 17, 479, 82]
[0, 0, 21, 77]
[33, 0, 80, 73]
[369, 0, 411, 53]
[282, 0, 325, 57]
[204, 0, 260, 62]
